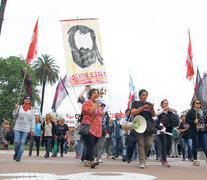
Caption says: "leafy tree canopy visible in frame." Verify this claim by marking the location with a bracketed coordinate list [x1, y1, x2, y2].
[0, 56, 40, 126]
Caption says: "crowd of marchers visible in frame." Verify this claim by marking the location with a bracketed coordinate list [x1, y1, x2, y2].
[2, 86, 207, 169]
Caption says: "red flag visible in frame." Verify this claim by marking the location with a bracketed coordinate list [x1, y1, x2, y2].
[186, 29, 194, 81]
[120, 110, 125, 118]
[26, 19, 38, 64]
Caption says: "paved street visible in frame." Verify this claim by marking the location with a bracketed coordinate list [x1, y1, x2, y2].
[0, 150, 206, 180]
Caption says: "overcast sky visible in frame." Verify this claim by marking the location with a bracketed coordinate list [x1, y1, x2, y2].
[1, 0, 207, 116]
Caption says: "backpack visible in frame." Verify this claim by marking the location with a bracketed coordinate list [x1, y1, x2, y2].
[167, 111, 179, 127]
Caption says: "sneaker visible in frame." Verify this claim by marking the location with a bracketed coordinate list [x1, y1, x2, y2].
[160, 158, 164, 166]
[112, 156, 116, 160]
[52, 154, 57, 157]
[44, 154, 49, 158]
[90, 160, 99, 168]
[193, 160, 200, 166]
[13, 154, 17, 161]
[122, 157, 127, 162]
[182, 157, 186, 161]
[84, 160, 90, 167]
[61, 154, 63, 157]
[98, 159, 103, 163]
[16, 158, 21, 162]
[127, 158, 132, 163]
[190, 158, 194, 162]
[78, 155, 81, 159]
[116, 157, 119, 160]
[163, 161, 171, 167]
[81, 156, 85, 162]
[139, 163, 145, 169]
[75, 154, 78, 158]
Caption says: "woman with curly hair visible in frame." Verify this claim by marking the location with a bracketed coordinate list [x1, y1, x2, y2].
[81, 88, 104, 168]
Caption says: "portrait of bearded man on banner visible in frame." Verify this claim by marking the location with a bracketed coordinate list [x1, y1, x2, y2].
[67, 25, 104, 68]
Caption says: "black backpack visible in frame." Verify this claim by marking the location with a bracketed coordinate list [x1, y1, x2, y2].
[167, 111, 179, 127]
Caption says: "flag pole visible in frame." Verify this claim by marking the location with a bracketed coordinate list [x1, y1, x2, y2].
[17, 63, 29, 105]
[60, 78, 78, 114]
[192, 74, 198, 131]
[72, 87, 81, 111]
[17, 18, 38, 106]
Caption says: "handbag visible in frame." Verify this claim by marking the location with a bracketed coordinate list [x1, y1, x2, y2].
[78, 123, 91, 136]
[78, 110, 99, 136]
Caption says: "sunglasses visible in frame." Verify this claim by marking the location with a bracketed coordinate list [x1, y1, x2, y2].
[25, 98, 31, 100]
[196, 102, 201, 104]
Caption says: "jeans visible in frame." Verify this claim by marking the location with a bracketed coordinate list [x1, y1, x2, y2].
[132, 143, 138, 159]
[156, 135, 162, 159]
[95, 135, 105, 160]
[180, 138, 193, 159]
[75, 140, 83, 155]
[192, 132, 207, 160]
[44, 136, 52, 156]
[29, 136, 41, 156]
[127, 132, 137, 160]
[57, 138, 66, 155]
[112, 137, 122, 158]
[122, 135, 128, 158]
[104, 136, 113, 156]
[14, 130, 29, 159]
[171, 139, 178, 156]
[63, 141, 68, 153]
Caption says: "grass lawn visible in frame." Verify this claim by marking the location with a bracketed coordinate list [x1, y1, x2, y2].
[0, 144, 45, 150]
[0, 144, 75, 151]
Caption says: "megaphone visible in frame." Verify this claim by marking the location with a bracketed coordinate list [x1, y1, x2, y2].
[122, 115, 147, 133]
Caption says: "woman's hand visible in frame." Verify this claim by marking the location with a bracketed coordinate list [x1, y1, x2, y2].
[143, 104, 151, 110]
[30, 131, 34, 136]
[169, 108, 177, 113]
[194, 119, 199, 124]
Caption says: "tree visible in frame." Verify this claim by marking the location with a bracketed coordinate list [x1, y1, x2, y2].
[32, 54, 59, 114]
[0, 56, 40, 126]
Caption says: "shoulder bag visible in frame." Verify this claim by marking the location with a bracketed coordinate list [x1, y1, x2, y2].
[78, 110, 99, 136]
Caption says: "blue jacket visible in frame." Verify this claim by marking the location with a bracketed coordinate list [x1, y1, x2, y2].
[112, 119, 122, 139]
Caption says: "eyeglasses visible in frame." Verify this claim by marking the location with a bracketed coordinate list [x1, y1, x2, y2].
[196, 102, 201, 104]
[25, 98, 31, 100]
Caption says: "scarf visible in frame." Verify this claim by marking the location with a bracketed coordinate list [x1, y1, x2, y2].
[22, 104, 31, 112]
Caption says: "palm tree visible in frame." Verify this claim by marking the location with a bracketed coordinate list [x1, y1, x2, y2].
[32, 54, 59, 114]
